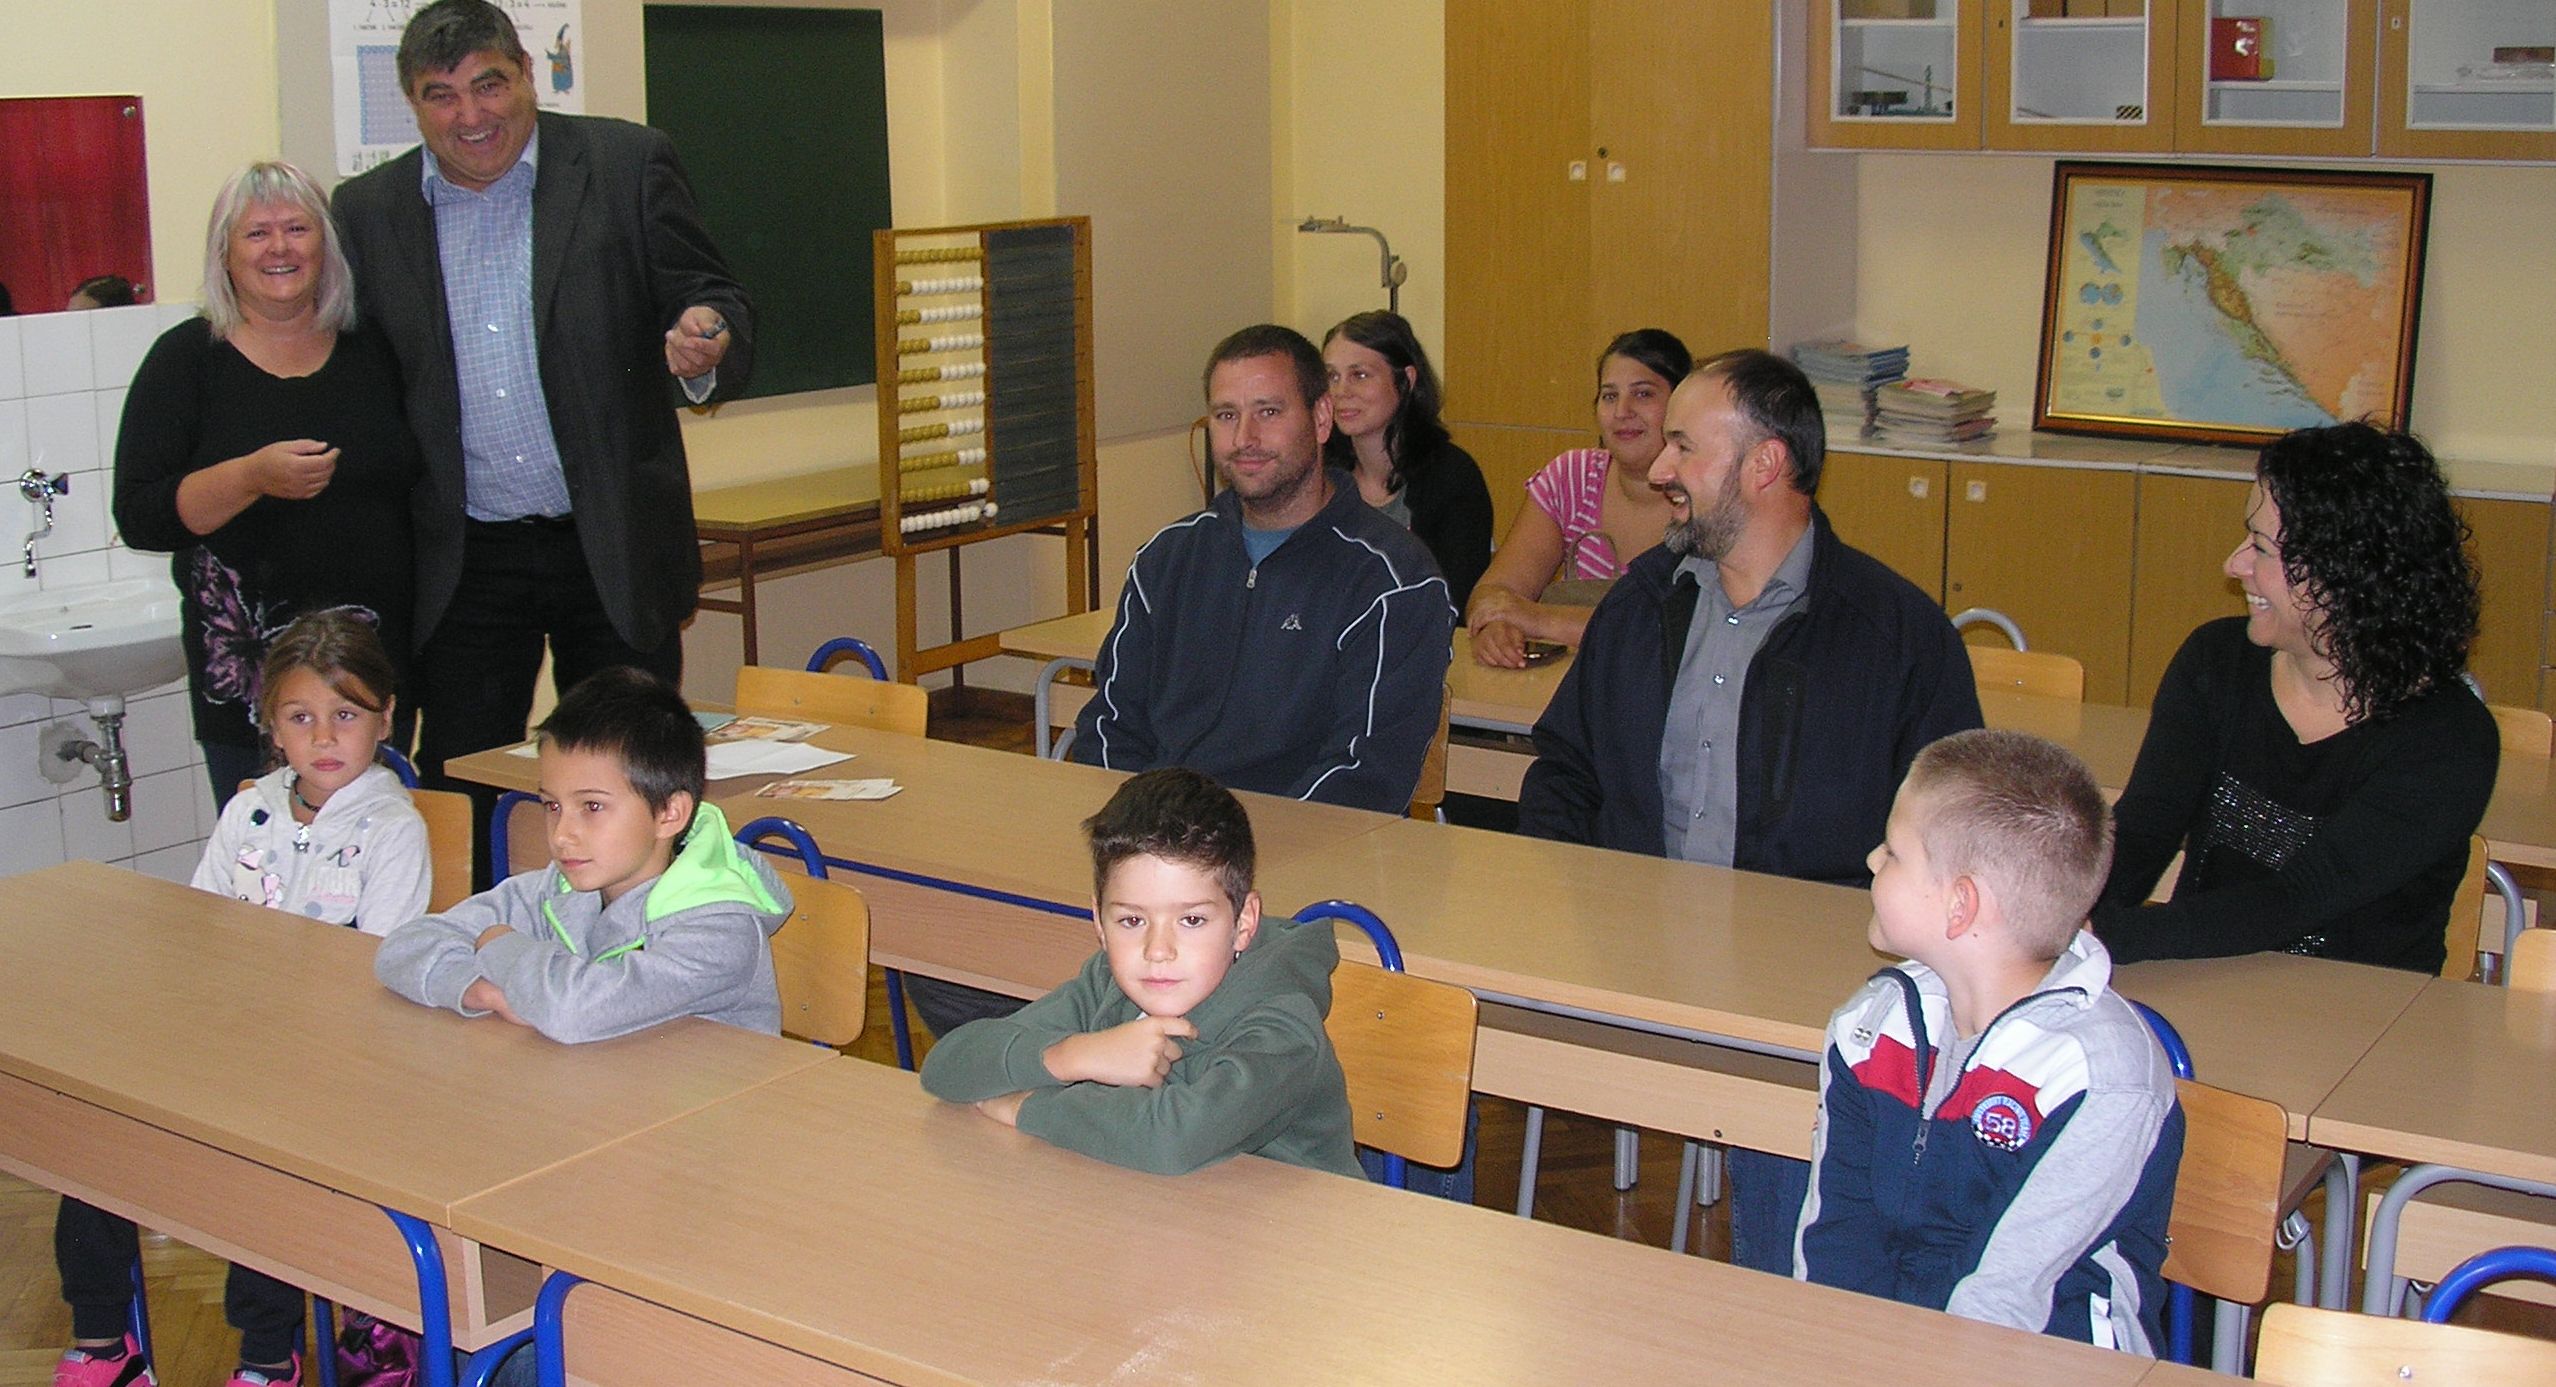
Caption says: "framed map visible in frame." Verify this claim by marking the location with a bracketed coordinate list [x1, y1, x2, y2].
[2033, 162, 2431, 447]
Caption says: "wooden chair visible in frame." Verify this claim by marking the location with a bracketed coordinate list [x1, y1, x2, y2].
[2488, 703, 2554, 757]
[1408, 685, 1451, 822]
[735, 663, 930, 737]
[413, 788, 478, 913]
[2163, 1077, 2294, 1368]
[1296, 901, 1478, 1189]
[1967, 644, 2087, 700]
[769, 873, 871, 1048]
[2512, 928, 2555, 990]
[2257, 1303, 2556, 1385]
[2443, 835, 2527, 982]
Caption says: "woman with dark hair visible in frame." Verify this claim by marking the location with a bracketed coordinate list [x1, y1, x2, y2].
[1465, 328, 1690, 667]
[2093, 422, 2498, 974]
[1321, 310, 1494, 607]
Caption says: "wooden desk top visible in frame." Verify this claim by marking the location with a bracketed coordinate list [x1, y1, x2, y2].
[453, 1060, 2157, 1387]
[450, 725, 1395, 910]
[693, 467, 881, 535]
[2110, 955, 2431, 1141]
[994, 606, 1113, 664]
[2309, 978, 2556, 1185]
[0, 862, 830, 1221]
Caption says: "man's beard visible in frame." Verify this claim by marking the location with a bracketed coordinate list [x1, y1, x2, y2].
[1661, 465, 1746, 561]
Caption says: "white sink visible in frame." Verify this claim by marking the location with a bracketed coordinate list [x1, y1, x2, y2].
[0, 578, 186, 702]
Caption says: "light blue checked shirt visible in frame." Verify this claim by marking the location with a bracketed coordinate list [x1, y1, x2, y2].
[422, 130, 714, 522]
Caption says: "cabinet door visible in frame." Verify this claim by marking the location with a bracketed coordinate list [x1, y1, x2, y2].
[1811, 0, 1985, 149]
[1946, 462, 2138, 702]
[1446, 0, 1594, 431]
[2128, 471, 2247, 707]
[2377, 0, 2556, 161]
[1453, 423, 1594, 550]
[1592, 0, 1772, 358]
[1821, 449, 1949, 601]
[1985, 0, 2181, 152]
[2459, 495, 2552, 713]
[2174, 0, 2376, 157]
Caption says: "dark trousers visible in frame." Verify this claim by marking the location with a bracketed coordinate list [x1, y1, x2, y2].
[1728, 1148, 1814, 1275]
[56, 1196, 303, 1364]
[906, 976, 1028, 1039]
[201, 741, 266, 809]
[415, 518, 681, 886]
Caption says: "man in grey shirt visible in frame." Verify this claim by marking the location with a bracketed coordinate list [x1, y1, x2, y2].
[1517, 347, 1981, 1273]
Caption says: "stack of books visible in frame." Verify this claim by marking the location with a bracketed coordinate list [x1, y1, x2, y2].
[1790, 340, 1908, 438]
[1871, 377, 1998, 446]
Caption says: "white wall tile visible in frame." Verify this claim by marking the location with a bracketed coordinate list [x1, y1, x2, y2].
[43, 468, 110, 556]
[0, 799, 64, 875]
[37, 549, 111, 590]
[0, 399, 27, 478]
[89, 306, 161, 389]
[58, 788, 136, 863]
[0, 318, 22, 401]
[159, 301, 199, 333]
[192, 767, 220, 838]
[107, 542, 160, 582]
[0, 693, 53, 728]
[0, 719, 60, 807]
[94, 388, 127, 468]
[18, 314, 96, 396]
[121, 690, 197, 779]
[131, 841, 203, 884]
[0, 557, 39, 605]
[128, 768, 199, 854]
[25, 393, 100, 478]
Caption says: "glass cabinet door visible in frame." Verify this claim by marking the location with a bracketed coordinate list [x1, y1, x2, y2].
[1986, 0, 2180, 151]
[2176, 0, 2375, 156]
[2380, 0, 2556, 159]
[1810, 0, 1983, 148]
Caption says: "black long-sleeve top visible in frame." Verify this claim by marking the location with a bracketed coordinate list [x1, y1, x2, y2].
[2092, 617, 2498, 975]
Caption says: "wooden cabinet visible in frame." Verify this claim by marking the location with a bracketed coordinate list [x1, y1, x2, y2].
[1809, 1, 1983, 149]
[1820, 448, 1949, 600]
[1445, 1, 1771, 439]
[2174, 0, 2377, 158]
[2459, 495, 2554, 712]
[2378, 0, 2556, 161]
[1944, 461, 2139, 702]
[1984, 0, 2181, 152]
[2128, 470, 2248, 705]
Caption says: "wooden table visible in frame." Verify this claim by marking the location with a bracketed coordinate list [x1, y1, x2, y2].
[451, 1060, 2164, 1387]
[695, 466, 883, 666]
[2311, 978, 2556, 1185]
[0, 861, 832, 1350]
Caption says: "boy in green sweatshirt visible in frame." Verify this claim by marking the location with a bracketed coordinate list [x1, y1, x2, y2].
[920, 767, 1361, 1177]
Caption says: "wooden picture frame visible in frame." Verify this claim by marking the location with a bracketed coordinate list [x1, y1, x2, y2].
[2033, 161, 2430, 447]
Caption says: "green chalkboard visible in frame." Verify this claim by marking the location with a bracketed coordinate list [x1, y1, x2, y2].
[642, 6, 891, 399]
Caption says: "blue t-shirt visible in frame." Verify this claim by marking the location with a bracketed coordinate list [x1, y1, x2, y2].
[1241, 524, 1296, 566]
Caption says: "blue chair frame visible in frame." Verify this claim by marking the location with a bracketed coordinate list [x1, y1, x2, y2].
[2130, 1000, 2208, 1368]
[377, 745, 422, 788]
[2423, 1245, 2556, 1322]
[1290, 900, 1419, 1191]
[806, 636, 890, 681]
[732, 816, 864, 1056]
[488, 790, 543, 883]
[793, 637, 915, 1070]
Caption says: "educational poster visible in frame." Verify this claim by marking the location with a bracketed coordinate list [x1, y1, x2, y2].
[330, 0, 584, 176]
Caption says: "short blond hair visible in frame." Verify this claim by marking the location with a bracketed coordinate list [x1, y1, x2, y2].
[198, 162, 355, 340]
[1905, 730, 2112, 960]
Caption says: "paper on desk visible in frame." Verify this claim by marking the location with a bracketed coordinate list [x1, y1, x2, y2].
[706, 741, 855, 780]
[756, 777, 902, 801]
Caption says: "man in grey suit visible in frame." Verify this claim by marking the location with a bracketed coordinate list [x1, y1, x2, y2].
[335, 0, 750, 798]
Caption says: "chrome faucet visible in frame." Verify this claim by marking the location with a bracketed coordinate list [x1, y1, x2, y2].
[19, 468, 68, 577]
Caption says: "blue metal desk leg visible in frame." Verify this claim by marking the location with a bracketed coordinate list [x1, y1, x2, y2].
[535, 1271, 585, 1387]
[378, 1208, 518, 1387]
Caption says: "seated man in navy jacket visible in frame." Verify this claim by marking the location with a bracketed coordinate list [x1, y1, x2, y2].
[1518, 346, 1981, 1271]
[908, 323, 1452, 1041]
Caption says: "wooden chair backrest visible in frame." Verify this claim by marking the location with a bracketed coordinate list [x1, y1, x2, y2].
[2488, 703, 2554, 757]
[1408, 685, 1451, 822]
[2446, 834, 2491, 981]
[1967, 645, 2085, 701]
[2162, 1076, 2289, 1305]
[1324, 959, 1477, 1169]
[764, 870, 870, 1048]
[2255, 1302, 2556, 1386]
[2511, 929, 2556, 993]
[413, 788, 478, 914]
[735, 664, 929, 737]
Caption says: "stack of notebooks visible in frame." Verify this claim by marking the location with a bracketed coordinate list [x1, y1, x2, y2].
[1790, 340, 1908, 437]
[1871, 377, 1998, 446]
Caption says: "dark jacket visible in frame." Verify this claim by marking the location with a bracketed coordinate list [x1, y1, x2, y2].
[1070, 470, 1453, 814]
[1517, 507, 1981, 884]
[333, 112, 753, 654]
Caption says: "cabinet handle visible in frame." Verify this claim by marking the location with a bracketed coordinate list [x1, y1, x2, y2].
[1606, 161, 1626, 183]
[1965, 480, 1988, 502]
[1568, 159, 1587, 182]
[1907, 476, 1930, 499]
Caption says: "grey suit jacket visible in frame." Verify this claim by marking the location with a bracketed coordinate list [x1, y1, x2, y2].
[333, 112, 753, 654]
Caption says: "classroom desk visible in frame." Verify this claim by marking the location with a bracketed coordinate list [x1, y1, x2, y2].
[0, 861, 832, 1351]
[2311, 977, 2556, 1186]
[450, 1059, 2163, 1387]
[695, 466, 883, 666]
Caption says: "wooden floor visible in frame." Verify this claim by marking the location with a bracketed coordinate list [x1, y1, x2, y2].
[0, 689, 2540, 1382]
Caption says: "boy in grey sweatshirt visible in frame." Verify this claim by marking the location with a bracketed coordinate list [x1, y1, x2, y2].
[375, 667, 788, 1042]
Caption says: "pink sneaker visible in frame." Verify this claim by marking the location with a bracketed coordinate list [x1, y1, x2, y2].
[225, 1355, 301, 1387]
[52, 1336, 154, 1387]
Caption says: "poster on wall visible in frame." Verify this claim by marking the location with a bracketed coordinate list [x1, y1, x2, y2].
[330, 0, 584, 177]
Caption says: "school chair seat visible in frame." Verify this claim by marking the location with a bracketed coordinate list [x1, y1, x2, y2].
[413, 788, 478, 915]
[734, 817, 871, 1049]
[2448, 834, 2532, 982]
[2486, 702, 2554, 758]
[1293, 901, 1478, 1190]
[2258, 1247, 2556, 1385]
[735, 662, 929, 738]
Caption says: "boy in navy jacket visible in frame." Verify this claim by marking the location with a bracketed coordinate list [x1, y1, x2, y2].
[1797, 730, 2183, 1354]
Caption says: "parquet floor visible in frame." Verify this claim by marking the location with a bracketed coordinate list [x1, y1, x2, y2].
[2, 691, 2540, 1382]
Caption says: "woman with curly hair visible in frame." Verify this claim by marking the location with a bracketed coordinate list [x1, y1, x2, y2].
[2092, 422, 2497, 973]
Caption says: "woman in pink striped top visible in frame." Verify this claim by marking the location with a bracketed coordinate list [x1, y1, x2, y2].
[1465, 329, 1689, 667]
